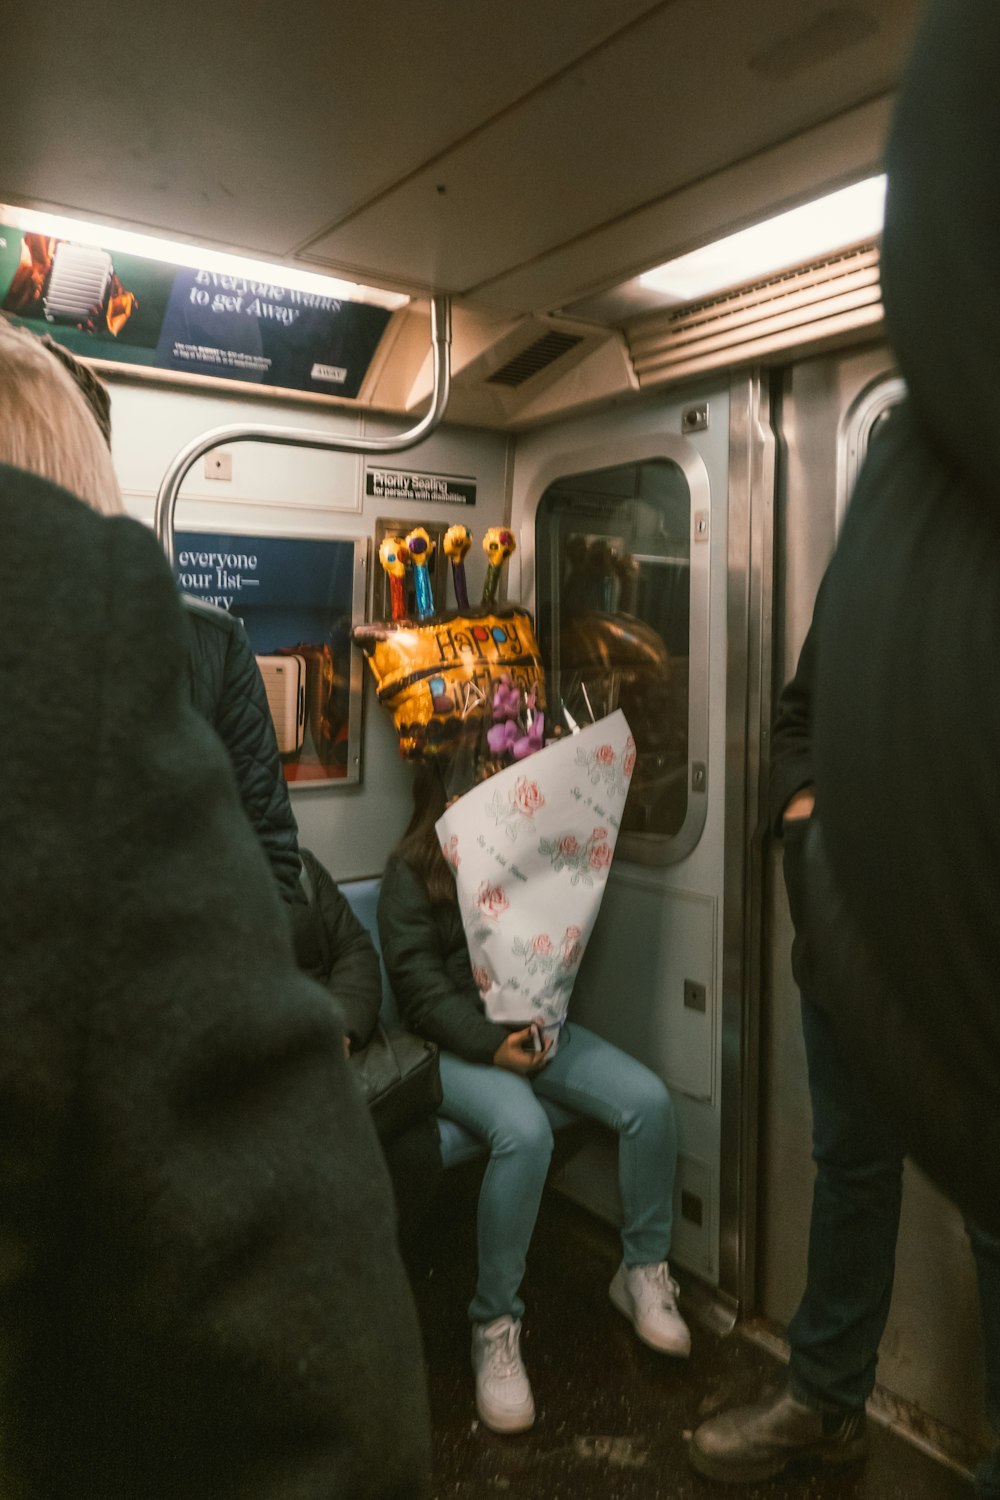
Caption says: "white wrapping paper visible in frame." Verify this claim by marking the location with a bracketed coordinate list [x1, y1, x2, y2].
[435, 710, 635, 1053]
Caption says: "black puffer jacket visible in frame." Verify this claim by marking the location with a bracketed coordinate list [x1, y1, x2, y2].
[291, 849, 382, 1051]
[183, 597, 302, 902]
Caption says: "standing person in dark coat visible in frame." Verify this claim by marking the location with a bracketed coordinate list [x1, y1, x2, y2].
[809, 0, 1000, 1234]
[690, 591, 1000, 1493]
[0, 313, 305, 903]
[0, 315, 431, 1499]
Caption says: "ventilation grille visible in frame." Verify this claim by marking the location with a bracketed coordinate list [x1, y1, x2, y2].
[486, 330, 585, 388]
[627, 243, 883, 387]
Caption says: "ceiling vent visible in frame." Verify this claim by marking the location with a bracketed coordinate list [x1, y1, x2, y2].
[485, 329, 585, 388]
[626, 243, 883, 388]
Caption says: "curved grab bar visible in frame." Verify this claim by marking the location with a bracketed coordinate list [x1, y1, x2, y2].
[154, 295, 451, 565]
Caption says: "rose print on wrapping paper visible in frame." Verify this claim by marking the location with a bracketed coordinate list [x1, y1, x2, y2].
[440, 834, 461, 871]
[510, 924, 586, 1021]
[589, 841, 613, 872]
[623, 735, 636, 779]
[476, 882, 509, 921]
[562, 925, 582, 966]
[538, 826, 616, 887]
[514, 777, 543, 816]
[574, 736, 634, 799]
[473, 965, 492, 996]
[487, 774, 546, 841]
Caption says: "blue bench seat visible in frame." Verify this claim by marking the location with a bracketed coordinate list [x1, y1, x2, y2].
[340, 878, 579, 1169]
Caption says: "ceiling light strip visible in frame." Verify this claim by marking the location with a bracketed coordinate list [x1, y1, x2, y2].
[628, 257, 882, 364]
[632, 303, 884, 388]
[0, 202, 407, 310]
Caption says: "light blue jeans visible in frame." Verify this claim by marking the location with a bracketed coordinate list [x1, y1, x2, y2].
[438, 1022, 677, 1324]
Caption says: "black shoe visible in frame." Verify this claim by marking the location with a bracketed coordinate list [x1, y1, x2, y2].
[688, 1387, 868, 1484]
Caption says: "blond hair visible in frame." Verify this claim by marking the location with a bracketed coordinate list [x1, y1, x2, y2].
[0, 317, 123, 515]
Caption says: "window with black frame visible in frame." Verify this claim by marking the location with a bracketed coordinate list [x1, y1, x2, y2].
[535, 458, 691, 844]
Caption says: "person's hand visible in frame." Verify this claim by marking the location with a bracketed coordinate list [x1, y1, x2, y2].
[493, 1026, 551, 1075]
[783, 787, 815, 823]
[342, 1035, 352, 1060]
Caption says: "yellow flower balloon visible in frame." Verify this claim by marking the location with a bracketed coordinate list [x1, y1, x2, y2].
[378, 536, 409, 580]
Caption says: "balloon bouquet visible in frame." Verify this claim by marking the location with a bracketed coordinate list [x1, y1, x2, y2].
[354, 523, 635, 1053]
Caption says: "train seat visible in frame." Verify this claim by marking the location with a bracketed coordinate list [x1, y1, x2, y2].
[339, 877, 580, 1168]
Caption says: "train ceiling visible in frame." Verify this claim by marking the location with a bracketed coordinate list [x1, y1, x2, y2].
[1, 0, 924, 329]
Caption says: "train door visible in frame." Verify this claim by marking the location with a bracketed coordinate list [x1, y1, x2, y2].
[759, 343, 992, 1461]
[509, 372, 774, 1305]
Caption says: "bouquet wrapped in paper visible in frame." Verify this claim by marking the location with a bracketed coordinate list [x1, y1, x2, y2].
[435, 708, 635, 1053]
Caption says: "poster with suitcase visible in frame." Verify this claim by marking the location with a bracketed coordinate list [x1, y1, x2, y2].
[174, 529, 366, 785]
[0, 212, 395, 400]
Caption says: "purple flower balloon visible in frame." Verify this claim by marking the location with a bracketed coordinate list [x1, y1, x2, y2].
[487, 720, 518, 756]
[492, 678, 521, 721]
[512, 712, 545, 760]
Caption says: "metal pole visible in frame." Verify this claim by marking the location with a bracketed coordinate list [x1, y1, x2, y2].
[154, 295, 452, 565]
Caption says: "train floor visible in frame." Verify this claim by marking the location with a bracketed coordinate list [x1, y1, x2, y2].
[404, 1160, 975, 1500]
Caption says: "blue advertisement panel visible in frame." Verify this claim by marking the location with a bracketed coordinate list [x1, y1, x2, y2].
[175, 530, 362, 784]
[0, 225, 393, 399]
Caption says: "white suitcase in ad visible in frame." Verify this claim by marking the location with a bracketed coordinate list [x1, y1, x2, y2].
[44, 243, 114, 323]
[256, 654, 306, 756]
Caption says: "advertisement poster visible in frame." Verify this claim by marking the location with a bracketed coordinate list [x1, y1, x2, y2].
[175, 530, 364, 785]
[0, 223, 393, 399]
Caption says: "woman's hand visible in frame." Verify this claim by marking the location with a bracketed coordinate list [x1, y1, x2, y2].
[783, 786, 816, 824]
[493, 1026, 551, 1075]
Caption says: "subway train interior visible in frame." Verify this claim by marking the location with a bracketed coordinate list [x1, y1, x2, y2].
[2, 1, 990, 1494]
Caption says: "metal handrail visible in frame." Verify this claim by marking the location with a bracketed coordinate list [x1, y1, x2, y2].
[154, 295, 452, 564]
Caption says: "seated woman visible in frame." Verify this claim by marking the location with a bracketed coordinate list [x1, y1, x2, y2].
[377, 763, 691, 1435]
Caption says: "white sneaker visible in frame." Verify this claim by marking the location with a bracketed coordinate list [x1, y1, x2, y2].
[609, 1261, 692, 1356]
[471, 1316, 536, 1433]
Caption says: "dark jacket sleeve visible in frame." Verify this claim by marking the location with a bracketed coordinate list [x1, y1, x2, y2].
[768, 621, 815, 838]
[768, 570, 830, 837]
[185, 601, 303, 903]
[0, 474, 430, 1500]
[299, 849, 382, 1049]
[378, 856, 509, 1066]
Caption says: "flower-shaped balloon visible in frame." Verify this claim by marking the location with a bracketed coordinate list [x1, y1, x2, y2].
[378, 535, 409, 579]
[405, 526, 436, 619]
[487, 719, 519, 756]
[378, 535, 410, 620]
[443, 523, 472, 609]
[492, 677, 521, 721]
[481, 526, 517, 605]
[512, 712, 545, 760]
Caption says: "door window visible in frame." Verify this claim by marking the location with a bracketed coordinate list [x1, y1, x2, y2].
[535, 458, 692, 846]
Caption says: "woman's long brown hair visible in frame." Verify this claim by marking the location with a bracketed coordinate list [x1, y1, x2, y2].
[393, 762, 457, 904]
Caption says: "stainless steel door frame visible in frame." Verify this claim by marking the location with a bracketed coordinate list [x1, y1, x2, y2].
[718, 369, 776, 1307]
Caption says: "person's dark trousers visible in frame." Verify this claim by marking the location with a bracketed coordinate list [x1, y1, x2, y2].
[786, 987, 905, 1410]
[786, 818, 1000, 1495]
[968, 1218, 1000, 1498]
[782, 815, 905, 1412]
[382, 1117, 443, 1245]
